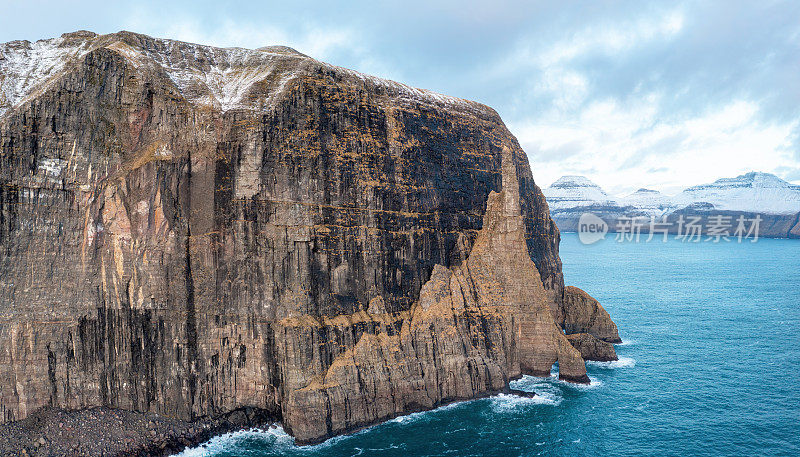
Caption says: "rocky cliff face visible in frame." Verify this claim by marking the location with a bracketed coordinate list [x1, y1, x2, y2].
[0, 31, 614, 445]
[560, 286, 621, 344]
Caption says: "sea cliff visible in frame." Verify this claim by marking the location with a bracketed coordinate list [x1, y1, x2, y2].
[0, 31, 619, 452]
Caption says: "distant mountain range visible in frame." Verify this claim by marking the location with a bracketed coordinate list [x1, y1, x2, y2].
[543, 172, 800, 239]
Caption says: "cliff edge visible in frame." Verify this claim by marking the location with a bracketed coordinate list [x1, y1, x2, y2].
[0, 31, 619, 447]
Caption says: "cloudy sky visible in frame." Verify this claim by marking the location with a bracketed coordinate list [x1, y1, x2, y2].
[2, 0, 799, 195]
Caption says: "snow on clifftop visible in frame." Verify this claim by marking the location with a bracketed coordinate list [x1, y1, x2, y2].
[0, 35, 93, 115]
[107, 37, 309, 111]
[1, 31, 483, 117]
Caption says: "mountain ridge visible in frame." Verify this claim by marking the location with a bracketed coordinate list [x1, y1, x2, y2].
[0, 30, 491, 118]
[543, 172, 800, 238]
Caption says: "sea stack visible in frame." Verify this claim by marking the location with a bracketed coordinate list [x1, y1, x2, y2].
[0, 31, 620, 446]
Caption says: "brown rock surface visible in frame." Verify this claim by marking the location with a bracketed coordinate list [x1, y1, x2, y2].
[0, 31, 615, 445]
[566, 333, 618, 362]
[281, 151, 590, 443]
[560, 286, 622, 343]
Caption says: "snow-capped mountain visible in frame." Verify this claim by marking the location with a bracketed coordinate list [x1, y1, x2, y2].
[672, 172, 800, 215]
[543, 175, 618, 210]
[545, 172, 800, 216]
[543, 172, 800, 238]
[618, 188, 674, 215]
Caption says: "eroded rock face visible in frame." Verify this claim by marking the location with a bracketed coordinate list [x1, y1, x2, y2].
[0, 31, 613, 445]
[560, 286, 622, 343]
[280, 151, 590, 442]
[566, 333, 618, 362]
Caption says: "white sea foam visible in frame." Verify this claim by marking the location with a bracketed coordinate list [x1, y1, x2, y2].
[175, 425, 295, 457]
[177, 400, 474, 455]
[509, 374, 555, 391]
[178, 374, 606, 454]
[177, 422, 376, 455]
[513, 372, 604, 391]
[586, 357, 636, 369]
[504, 375, 567, 409]
[618, 338, 635, 346]
[563, 376, 604, 390]
[388, 410, 428, 425]
[490, 391, 562, 412]
[388, 400, 469, 425]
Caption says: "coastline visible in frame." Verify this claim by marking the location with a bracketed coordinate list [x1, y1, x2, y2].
[0, 385, 545, 455]
[0, 406, 277, 457]
[291, 383, 533, 447]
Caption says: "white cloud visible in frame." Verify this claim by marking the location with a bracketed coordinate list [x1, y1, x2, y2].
[497, 6, 799, 194]
[536, 10, 685, 67]
[494, 8, 685, 82]
[533, 67, 590, 111]
[512, 97, 800, 196]
[113, 4, 798, 195]
[120, 14, 405, 84]
[122, 15, 358, 61]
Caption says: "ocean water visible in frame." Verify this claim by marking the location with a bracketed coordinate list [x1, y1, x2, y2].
[180, 234, 800, 457]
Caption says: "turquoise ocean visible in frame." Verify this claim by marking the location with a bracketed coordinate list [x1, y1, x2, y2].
[180, 234, 800, 457]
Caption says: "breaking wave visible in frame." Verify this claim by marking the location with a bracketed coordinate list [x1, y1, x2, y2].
[586, 357, 636, 369]
[178, 373, 609, 455]
[387, 400, 469, 425]
[489, 391, 563, 412]
[175, 425, 295, 457]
